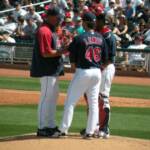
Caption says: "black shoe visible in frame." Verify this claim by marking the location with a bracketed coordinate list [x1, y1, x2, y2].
[52, 126, 60, 133]
[80, 128, 86, 136]
[83, 133, 94, 140]
[37, 127, 60, 138]
[59, 132, 68, 138]
[37, 128, 52, 137]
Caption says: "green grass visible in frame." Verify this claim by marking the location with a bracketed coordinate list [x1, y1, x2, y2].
[0, 76, 150, 99]
[0, 105, 150, 139]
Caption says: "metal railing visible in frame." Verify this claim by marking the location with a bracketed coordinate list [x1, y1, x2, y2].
[0, 41, 150, 74]
[0, 0, 51, 14]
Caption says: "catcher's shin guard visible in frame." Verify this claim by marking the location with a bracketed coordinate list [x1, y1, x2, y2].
[99, 96, 110, 130]
[99, 100, 106, 129]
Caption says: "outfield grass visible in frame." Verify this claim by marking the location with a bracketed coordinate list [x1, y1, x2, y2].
[0, 76, 150, 99]
[0, 105, 150, 139]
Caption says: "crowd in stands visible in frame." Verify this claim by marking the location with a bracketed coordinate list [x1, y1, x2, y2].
[0, 0, 150, 66]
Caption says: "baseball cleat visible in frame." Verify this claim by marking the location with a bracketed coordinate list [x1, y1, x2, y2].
[53, 129, 68, 138]
[58, 132, 68, 138]
[37, 128, 53, 137]
[82, 133, 94, 140]
[99, 130, 110, 139]
[37, 127, 60, 138]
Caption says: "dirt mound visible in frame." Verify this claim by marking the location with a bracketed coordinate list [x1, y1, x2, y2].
[0, 134, 149, 150]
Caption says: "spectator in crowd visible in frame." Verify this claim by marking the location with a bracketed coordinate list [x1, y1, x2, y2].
[101, 0, 109, 8]
[72, 8, 80, 22]
[112, 18, 122, 46]
[21, 0, 32, 6]
[63, 17, 74, 33]
[143, 8, 150, 23]
[12, 2, 27, 22]
[23, 18, 37, 38]
[118, 0, 127, 8]
[65, 8, 73, 19]
[105, 0, 116, 17]
[58, 0, 69, 10]
[0, 31, 15, 61]
[0, 0, 149, 49]
[133, 0, 144, 8]
[118, 0, 135, 8]
[13, 15, 27, 37]
[118, 15, 128, 34]
[125, 0, 136, 20]
[78, 0, 86, 12]
[126, 33, 147, 65]
[130, 23, 141, 39]
[0, 13, 17, 34]
[74, 16, 84, 35]
[1, 0, 12, 10]
[0, 31, 15, 43]
[135, 1, 146, 22]
[144, 0, 150, 8]
[115, 15, 131, 47]
[139, 19, 147, 34]
[26, 6, 43, 24]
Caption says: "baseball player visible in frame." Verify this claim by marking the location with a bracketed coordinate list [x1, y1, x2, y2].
[30, 7, 66, 137]
[96, 13, 116, 138]
[80, 13, 116, 139]
[58, 12, 108, 139]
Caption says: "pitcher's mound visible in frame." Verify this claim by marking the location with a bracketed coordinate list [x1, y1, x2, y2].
[0, 134, 150, 150]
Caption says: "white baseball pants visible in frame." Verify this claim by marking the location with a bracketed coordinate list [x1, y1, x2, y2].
[60, 68, 101, 134]
[38, 76, 59, 129]
[99, 64, 115, 109]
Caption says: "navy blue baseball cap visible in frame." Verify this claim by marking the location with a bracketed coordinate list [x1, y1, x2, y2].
[82, 12, 96, 22]
[46, 7, 60, 16]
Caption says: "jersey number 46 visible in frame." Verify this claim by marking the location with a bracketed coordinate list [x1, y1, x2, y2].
[85, 46, 101, 62]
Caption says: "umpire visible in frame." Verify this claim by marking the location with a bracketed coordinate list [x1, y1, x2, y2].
[30, 7, 66, 137]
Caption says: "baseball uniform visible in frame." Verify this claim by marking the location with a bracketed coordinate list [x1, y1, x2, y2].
[98, 26, 116, 138]
[59, 12, 108, 137]
[30, 7, 64, 137]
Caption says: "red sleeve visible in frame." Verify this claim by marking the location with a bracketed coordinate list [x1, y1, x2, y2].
[37, 26, 52, 56]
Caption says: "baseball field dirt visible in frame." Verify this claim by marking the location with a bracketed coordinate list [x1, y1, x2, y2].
[0, 89, 150, 107]
[0, 68, 150, 150]
[0, 134, 150, 150]
[0, 68, 150, 85]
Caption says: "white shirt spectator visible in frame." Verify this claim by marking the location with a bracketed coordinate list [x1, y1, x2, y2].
[4, 35, 15, 43]
[119, 0, 127, 8]
[13, 9, 27, 22]
[128, 44, 147, 64]
[0, 34, 15, 62]
[101, 0, 109, 8]
[105, 1, 116, 17]
[24, 20, 37, 37]
[0, 22, 17, 34]
[12, 1, 27, 22]
[57, 0, 68, 10]
[26, 12, 43, 24]
[26, 6, 43, 24]
[133, 0, 144, 7]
